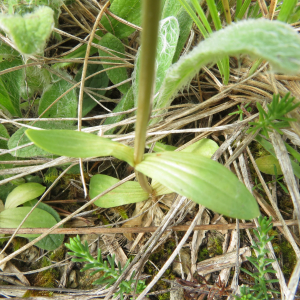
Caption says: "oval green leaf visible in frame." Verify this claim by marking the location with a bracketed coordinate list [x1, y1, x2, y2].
[136, 152, 259, 219]
[181, 139, 219, 157]
[25, 129, 134, 166]
[0, 206, 57, 240]
[89, 174, 148, 208]
[5, 183, 46, 209]
[256, 155, 282, 175]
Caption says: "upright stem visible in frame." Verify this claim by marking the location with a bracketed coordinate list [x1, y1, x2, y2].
[134, 0, 161, 193]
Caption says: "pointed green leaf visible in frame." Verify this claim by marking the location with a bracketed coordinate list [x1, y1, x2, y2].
[136, 152, 259, 219]
[25, 129, 135, 166]
[0, 7, 54, 55]
[101, 0, 141, 39]
[162, 0, 194, 62]
[255, 155, 282, 176]
[0, 58, 24, 117]
[89, 174, 148, 208]
[98, 33, 130, 94]
[8, 122, 75, 158]
[0, 206, 57, 239]
[156, 19, 300, 115]
[5, 183, 46, 209]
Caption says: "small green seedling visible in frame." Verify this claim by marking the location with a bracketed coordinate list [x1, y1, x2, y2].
[65, 235, 146, 299]
[0, 183, 64, 250]
[236, 216, 279, 300]
[25, 1, 300, 220]
[229, 103, 252, 121]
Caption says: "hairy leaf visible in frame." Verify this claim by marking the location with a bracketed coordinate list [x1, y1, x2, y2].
[5, 183, 45, 209]
[98, 33, 130, 94]
[162, 0, 194, 62]
[134, 17, 179, 108]
[26, 129, 135, 166]
[0, 58, 24, 117]
[0, 6, 54, 55]
[89, 174, 148, 207]
[136, 152, 259, 219]
[38, 75, 77, 123]
[156, 19, 300, 116]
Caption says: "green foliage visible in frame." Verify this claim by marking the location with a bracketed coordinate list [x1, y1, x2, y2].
[100, 0, 141, 39]
[89, 174, 148, 207]
[255, 155, 282, 176]
[0, 58, 24, 117]
[0, 6, 54, 55]
[248, 93, 300, 138]
[153, 20, 300, 122]
[98, 33, 130, 94]
[38, 75, 78, 122]
[65, 235, 146, 299]
[229, 103, 252, 121]
[0, 183, 63, 250]
[236, 216, 279, 300]
[25, 129, 135, 166]
[74, 63, 109, 117]
[135, 151, 259, 219]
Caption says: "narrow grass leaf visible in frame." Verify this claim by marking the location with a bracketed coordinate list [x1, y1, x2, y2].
[98, 33, 130, 94]
[156, 19, 300, 113]
[5, 183, 46, 209]
[277, 0, 297, 23]
[0, 7, 54, 55]
[25, 129, 135, 166]
[136, 151, 259, 219]
[89, 174, 148, 207]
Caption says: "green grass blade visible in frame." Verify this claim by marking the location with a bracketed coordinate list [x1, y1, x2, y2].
[277, 0, 297, 23]
[235, 0, 242, 17]
[190, 0, 212, 33]
[177, 0, 209, 38]
[236, 0, 252, 20]
[25, 129, 134, 166]
[136, 151, 259, 219]
[206, 0, 222, 30]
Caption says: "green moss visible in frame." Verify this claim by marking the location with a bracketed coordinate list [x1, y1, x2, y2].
[273, 240, 296, 275]
[49, 246, 65, 262]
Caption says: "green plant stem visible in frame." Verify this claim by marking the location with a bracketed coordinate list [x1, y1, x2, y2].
[221, 0, 232, 24]
[134, 0, 161, 193]
[236, 0, 252, 19]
